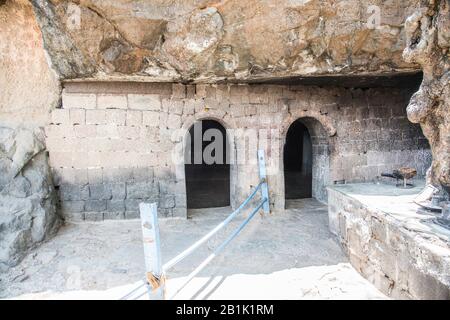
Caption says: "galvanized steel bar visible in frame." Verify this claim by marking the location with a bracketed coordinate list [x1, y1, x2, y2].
[120, 181, 265, 300]
[119, 280, 147, 300]
[258, 150, 270, 214]
[139, 202, 164, 299]
[162, 181, 264, 272]
[169, 199, 267, 299]
[122, 150, 270, 300]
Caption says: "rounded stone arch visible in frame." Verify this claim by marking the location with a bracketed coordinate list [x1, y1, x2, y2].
[181, 113, 237, 169]
[175, 113, 235, 163]
[280, 113, 334, 206]
[181, 111, 237, 132]
[176, 113, 238, 213]
[282, 110, 337, 139]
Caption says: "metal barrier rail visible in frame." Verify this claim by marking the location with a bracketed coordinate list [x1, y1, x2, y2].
[168, 198, 267, 299]
[163, 181, 265, 272]
[121, 150, 270, 300]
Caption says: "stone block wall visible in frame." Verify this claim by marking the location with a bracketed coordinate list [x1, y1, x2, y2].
[45, 82, 431, 221]
[328, 186, 450, 299]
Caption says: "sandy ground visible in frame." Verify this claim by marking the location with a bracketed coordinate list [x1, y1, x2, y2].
[0, 199, 386, 300]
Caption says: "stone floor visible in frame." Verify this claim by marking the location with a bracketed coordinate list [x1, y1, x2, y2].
[0, 199, 385, 300]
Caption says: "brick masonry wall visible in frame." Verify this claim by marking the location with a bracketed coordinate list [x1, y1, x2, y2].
[46, 82, 431, 221]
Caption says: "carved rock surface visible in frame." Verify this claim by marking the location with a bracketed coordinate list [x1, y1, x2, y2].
[404, 0, 450, 190]
[0, 127, 61, 272]
[30, 0, 420, 81]
[0, 0, 60, 126]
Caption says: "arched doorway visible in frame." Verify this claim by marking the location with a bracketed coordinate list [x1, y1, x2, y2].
[185, 120, 230, 209]
[283, 117, 330, 205]
[284, 120, 313, 199]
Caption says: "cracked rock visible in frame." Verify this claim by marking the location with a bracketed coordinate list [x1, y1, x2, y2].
[403, 0, 450, 191]
[0, 126, 61, 272]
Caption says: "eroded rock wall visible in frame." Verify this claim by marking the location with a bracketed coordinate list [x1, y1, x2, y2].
[404, 0, 450, 191]
[0, 127, 61, 272]
[0, 1, 62, 271]
[30, 0, 420, 82]
[0, 0, 60, 126]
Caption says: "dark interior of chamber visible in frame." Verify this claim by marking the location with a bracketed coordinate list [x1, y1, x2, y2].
[185, 120, 230, 209]
[284, 120, 313, 199]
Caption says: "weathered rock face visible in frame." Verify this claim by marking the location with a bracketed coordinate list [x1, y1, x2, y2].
[403, 0, 450, 191]
[0, 126, 61, 272]
[30, 0, 419, 82]
[0, 0, 60, 126]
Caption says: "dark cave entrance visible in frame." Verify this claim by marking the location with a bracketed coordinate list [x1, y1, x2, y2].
[284, 119, 313, 200]
[185, 120, 230, 209]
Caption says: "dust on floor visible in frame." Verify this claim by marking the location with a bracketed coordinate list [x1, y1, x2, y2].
[0, 199, 386, 300]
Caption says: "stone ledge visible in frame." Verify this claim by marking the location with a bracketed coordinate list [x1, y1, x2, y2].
[328, 182, 450, 299]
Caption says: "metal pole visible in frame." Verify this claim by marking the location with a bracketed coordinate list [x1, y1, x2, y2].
[139, 202, 164, 300]
[169, 199, 267, 300]
[258, 150, 270, 214]
[122, 150, 272, 300]
[121, 183, 265, 300]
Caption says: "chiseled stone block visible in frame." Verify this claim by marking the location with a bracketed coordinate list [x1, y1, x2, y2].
[105, 109, 126, 125]
[59, 184, 89, 201]
[63, 211, 85, 222]
[85, 200, 107, 212]
[51, 109, 70, 124]
[111, 183, 126, 200]
[117, 126, 140, 139]
[142, 111, 160, 126]
[84, 211, 104, 222]
[167, 114, 182, 129]
[107, 200, 125, 212]
[69, 109, 86, 125]
[104, 211, 125, 220]
[86, 110, 106, 125]
[171, 84, 186, 99]
[62, 92, 96, 109]
[97, 94, 127, 109]
[125, 199, 140, 211]
[132, 167, 154, 182]
[96, 125, 119, 139]
[128, 94, 161, 110]
[103, 168, 133, 183]
[172, 207, 187, 218]
[45, 125, 75, 139]
[159, 195, 175, 209]
[49, 152, 73, 168]
[126, 182, 158, 199]
[126, 110, 143, 126]
[73, 124, 96, 138]
[61, 200, 85, 213]
[89, 184, 112, 200]
[125, 211, 140, 219]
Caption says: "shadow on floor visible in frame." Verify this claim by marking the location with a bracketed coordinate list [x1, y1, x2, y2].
[2, 199, 380, 300]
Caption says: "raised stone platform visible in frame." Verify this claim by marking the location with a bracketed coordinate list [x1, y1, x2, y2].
[328, 182, 450, 300]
